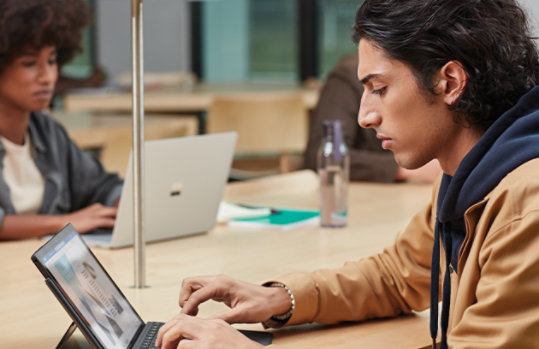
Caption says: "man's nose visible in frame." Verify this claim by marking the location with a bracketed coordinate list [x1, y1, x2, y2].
[357, 96, 381, 129]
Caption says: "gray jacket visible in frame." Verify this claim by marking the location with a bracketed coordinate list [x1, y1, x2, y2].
[0, 112, 123, 225]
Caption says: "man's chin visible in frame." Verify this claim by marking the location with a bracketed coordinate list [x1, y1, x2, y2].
[394, 155, 427, 170]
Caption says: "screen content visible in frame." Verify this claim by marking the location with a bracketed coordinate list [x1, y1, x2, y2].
[41, 230, 142, 349]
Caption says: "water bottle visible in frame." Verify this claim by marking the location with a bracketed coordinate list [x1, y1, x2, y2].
[317, 120, 350, 227]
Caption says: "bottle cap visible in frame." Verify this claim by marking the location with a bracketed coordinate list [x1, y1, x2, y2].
[322, 120, 344, 161]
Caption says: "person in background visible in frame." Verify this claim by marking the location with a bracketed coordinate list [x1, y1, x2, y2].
[0, 0, 122, 240]
[304, 53, 441, 183]
[156, 0, 539, 348]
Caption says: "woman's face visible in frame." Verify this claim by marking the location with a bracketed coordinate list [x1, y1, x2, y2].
[0, 46, 58, 115]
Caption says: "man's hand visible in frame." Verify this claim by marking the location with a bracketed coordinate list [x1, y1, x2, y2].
[180, 275, 292, 324]
[156, 313, 263, 349]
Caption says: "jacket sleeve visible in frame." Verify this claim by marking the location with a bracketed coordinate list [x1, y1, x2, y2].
[270, 193, 437, 326]
[64, 134, 123, 209]
[38, 115, 123, 211]
[448, 182, 539, 348]
[303, 55, 398, 183]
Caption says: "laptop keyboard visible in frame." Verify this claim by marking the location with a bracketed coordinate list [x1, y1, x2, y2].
[139, 322, 163, 349]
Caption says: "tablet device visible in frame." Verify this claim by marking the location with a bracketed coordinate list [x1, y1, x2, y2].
[32, 224, 273, 348]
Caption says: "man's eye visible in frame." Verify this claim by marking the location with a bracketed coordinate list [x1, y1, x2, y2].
[22, 61, 37, 67]
[372, 87, 387, 95]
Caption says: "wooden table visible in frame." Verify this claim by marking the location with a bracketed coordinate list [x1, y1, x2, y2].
[0, 171, 434, 348]
[63, 82, 319, 135]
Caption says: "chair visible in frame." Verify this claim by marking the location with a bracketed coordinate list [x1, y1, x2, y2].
[206, 93, 308, 179]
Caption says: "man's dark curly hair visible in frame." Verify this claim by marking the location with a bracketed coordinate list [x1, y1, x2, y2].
[353, 0, 539, 130]
[0, 0, 90, 73]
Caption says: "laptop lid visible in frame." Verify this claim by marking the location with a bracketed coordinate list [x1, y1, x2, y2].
[32, 224, 146, 349]
[84, 132, 237, 248]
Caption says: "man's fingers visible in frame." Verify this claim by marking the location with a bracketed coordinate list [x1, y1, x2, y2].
[179, 279, 204, 307]
[176, 340, 200, 349]
[177, 340, 197, 349]
[156, 316, 192, 348]
[156, 316, 179, 347]
[156, 314, 202, 349]
[181, 284, 223, 315]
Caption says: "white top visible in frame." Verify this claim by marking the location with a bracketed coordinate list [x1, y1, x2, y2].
[1, 133, 45, 214]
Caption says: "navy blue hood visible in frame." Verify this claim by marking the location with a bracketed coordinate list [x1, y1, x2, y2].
[430, 85, 539, 348]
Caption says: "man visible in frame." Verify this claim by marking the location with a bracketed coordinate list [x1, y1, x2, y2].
[156, 0, 539, 348]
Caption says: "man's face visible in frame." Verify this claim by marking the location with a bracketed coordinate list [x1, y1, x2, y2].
[357, 39, 466, 173]
[0, 46, 58, 114]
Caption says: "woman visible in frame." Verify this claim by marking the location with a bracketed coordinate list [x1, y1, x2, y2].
[0, 0, 122, 240]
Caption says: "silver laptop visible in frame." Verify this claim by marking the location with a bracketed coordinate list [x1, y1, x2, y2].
[83, 132, 237, 248]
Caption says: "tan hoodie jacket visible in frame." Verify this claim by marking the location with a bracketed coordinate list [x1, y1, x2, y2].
[273, 158, 539, 348]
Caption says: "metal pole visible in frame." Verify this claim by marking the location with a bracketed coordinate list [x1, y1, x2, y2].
[131, 0, 146, 288]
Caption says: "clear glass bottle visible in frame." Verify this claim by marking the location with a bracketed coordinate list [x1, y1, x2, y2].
[317, 120, 350, 227]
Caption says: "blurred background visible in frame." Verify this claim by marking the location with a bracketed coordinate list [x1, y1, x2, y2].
[64, 0, 365, 85]
[55, 0, 539, 179]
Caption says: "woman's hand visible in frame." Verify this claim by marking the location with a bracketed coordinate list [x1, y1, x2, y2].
[66, 203, 117, 233]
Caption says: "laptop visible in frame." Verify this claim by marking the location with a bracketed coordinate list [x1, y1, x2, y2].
[31, 224, 274, 349]
[83, 132, 237, 248]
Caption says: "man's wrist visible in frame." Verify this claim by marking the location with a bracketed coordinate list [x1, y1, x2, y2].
[262, 282, 295, 327]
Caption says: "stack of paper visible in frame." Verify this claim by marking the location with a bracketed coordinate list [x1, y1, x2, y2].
[228, 208, 320, 230]
[217, 202, 271, 223]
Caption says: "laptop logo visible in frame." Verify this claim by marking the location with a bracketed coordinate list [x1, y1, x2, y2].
[170, 181, 183, 197]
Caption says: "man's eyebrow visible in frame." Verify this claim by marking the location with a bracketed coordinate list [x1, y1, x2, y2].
[359, 73, 381, 85]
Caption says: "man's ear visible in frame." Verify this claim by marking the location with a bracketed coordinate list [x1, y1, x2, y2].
[437, 61, 467, 106]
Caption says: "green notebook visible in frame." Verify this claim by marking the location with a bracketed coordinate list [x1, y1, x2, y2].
[228, 208, 320, 230]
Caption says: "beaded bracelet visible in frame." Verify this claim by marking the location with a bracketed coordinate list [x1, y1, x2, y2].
[267, 282, 295, 322]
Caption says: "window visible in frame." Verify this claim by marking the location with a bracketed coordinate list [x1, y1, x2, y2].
[317, 0, 362, 79]
[248, 0, 298, 81]
[193, 0, 363, 82]
[60, 0, 96, 79]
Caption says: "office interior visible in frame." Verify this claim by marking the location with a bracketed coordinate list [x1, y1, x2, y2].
[55, 0, 370, 179]
[55, 0, 539, 178]
[2, 1, 539, 348]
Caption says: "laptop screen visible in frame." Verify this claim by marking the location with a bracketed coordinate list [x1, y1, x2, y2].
[36, 227, 143, 349]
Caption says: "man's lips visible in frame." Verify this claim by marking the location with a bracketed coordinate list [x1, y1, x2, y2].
[377, 134, 393, 150]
